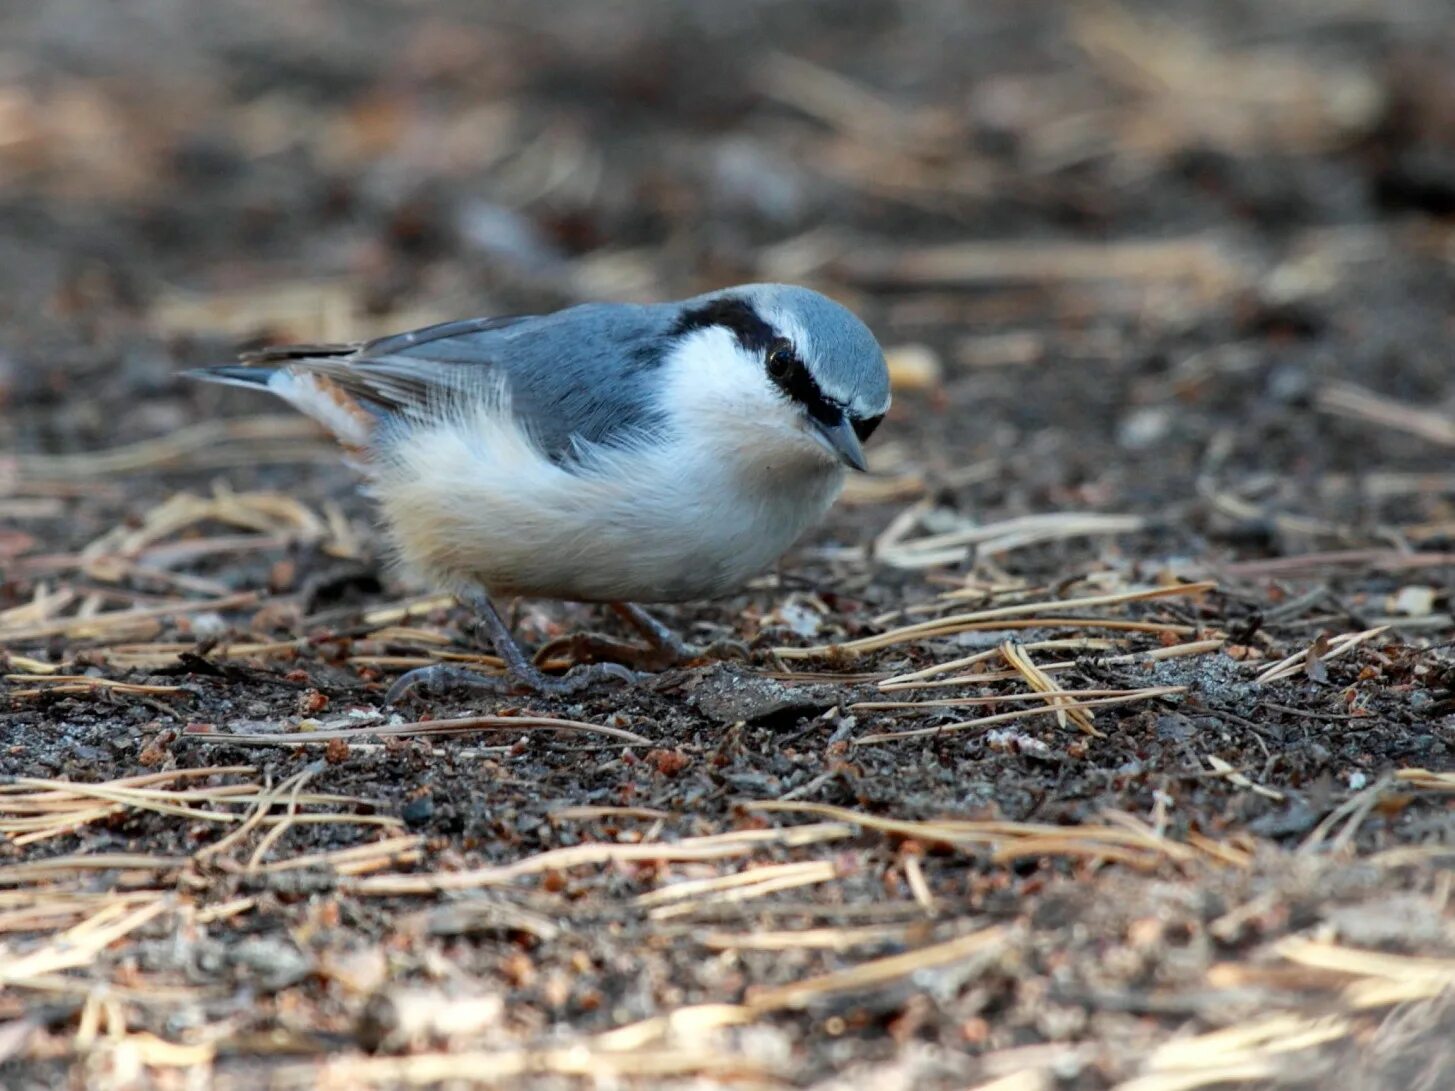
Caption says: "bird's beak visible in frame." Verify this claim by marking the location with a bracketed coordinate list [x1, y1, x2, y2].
[812, 415, 869, 472]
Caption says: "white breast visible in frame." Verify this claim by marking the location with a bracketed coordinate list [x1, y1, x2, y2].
[368, 398, 845, 603]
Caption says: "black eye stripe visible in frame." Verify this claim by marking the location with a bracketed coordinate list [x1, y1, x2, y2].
[853, 414, 883, 441]
[767, 349, 841, 426]
[673, 298, 775, 353]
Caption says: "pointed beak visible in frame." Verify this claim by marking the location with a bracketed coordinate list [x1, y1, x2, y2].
[812, 415, 869, 472]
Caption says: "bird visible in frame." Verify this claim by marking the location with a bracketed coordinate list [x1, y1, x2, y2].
[189, 282, 890, 702]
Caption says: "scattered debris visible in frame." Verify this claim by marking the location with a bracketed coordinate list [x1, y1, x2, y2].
[3, 2, 1453, 1087]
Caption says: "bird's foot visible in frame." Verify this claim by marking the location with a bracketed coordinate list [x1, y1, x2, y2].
[535, 610, 750, 672]
[518, 660, 638, 696]
[385, 660, 636, 707]
[614, 603, 751, 667]
[644, 635, 751, 667]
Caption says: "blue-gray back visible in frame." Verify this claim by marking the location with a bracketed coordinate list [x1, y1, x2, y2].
[287, 301, 680, 460]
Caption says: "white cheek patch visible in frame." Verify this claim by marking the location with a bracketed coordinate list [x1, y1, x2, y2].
[659, 326, 759, 407]
[655, 327, 838, 483]
[659, 327, 786, 431]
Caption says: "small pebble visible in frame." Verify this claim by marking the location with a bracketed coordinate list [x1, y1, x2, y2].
[401, 796, 435, 827]
[884, 343, 942, 391]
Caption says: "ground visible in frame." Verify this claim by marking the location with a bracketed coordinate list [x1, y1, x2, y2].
[2, 2, 1454, 1088]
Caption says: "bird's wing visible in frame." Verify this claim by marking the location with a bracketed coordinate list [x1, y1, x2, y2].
[193, 305, 673, 460]
[231, 315, 532, 413]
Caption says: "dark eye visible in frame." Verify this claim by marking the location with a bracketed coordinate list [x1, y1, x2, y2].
[853, 414, 883, 442]
[766, 340, 795, 379]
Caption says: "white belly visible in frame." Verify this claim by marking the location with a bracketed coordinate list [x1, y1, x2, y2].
[369, 411, 845, 603]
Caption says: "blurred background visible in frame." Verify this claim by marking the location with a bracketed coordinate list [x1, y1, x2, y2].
[3, 0, 1455, 571]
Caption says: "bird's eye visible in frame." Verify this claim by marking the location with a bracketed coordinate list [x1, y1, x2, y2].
[853, 414, 883, 442]
[766, 341, 795, 379]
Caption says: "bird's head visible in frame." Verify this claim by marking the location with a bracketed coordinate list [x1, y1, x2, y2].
[663, 283, 890, 473]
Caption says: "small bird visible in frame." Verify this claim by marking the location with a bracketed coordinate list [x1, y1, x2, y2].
[190, 283, 890, 701]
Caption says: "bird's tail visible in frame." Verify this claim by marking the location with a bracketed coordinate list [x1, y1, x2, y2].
[186, 364, 376, 449]
[183, 365, 276, 390]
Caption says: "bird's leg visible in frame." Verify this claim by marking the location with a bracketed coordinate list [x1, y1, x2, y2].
[609, 603, 750, 667]
[386, 592, 635, 705]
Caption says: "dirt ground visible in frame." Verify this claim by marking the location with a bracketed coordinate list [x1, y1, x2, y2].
[2, 2, 1454, 1088]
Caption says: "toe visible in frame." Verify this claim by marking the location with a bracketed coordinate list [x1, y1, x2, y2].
[385, 663, 503, 706]
[385, 665, 439, 706]
[541, 661, 641, 694]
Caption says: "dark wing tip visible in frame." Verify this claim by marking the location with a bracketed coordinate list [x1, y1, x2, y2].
[239, 341, 362, 365]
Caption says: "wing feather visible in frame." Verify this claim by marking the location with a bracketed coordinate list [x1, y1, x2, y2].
[191, 303, 674, 461]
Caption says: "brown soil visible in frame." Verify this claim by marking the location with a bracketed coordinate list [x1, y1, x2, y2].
[2, 3, 1453, 1088]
